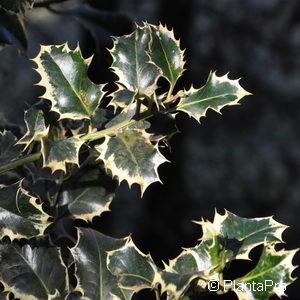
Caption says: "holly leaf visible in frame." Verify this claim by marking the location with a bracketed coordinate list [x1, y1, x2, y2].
[0, 0, 34, 14]
[234, 245, 298, 300]
[0, 244, 67, 299]
[107, 237, 202, 299]
[41, 136, 84, 173]
[17, 109, 49, 150]
[148, 23, 185, 90]
[71, 228, 133, 300]
[176, 72, 250, 122]
[96, 129, 167, 195]
[196, 210, 288, 260]
[110, 24, 161, 97]
[109, 85, 136, 110]
[0, 130, 23, 165]
[33, 44, 105, 120]
[57, 168, 114, 222]
[0, 181, 49, 240]
[165, 210, 290, 290]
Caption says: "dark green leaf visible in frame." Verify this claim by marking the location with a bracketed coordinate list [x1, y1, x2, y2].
[0, 244, 67, 299]
[58, 168, 114, 222]
[110, 24, 161, 96]
[0, 181, 49, 239]
[71, 228, 132, 300]
[149, 23, 185, 90]
[234, 245, 297, 300]
[0, 130, 23, 165]
[96, 129, 167, 194]
[107, 237, 200, 299]
[177, 72, 250, 122]
[109, 86, 136, 110]
[107, 237, 157, 292]
[17, 109, 49, 150]
[33, 44, 105, 120]
[41, 136, 84, 173]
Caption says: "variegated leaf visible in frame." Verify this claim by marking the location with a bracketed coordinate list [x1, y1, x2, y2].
[107, 237, 201, 299]
[41, 137, 84, 173]
[165, 210, 289, 291]
[234, 245, 297, 300]
[96, 129, 167, 195]
[148, 23, 185, 90]
[110, 24, 161, 97]
[71, 228, 133, 300]
[176, 72, 250, 122]
[0, 244, 67, 300]
[0, 130, 23, 165]
[17, 109, 49, 149]
[33, 44, 105, 120]
[109, 85, 136, 110]
[0, 181, 49, 239]
[57, 168, 114, 222]
[196, 210, 287, 260]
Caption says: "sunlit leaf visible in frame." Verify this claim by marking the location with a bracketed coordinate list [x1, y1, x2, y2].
[177, 72, 250, 122]
[110, 24, 161, 97]
[234, 245, 297, 300]
[33, 44, 105, 120]
[148, 23, 185, 90]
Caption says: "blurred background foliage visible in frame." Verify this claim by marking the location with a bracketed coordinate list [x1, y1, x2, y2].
[0, 0, 299, 298]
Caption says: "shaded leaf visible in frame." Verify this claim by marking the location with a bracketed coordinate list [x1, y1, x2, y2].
[71, 228, 133, 300]
[176, 72, 250, 122]
[110, 24, 161, 96]
[57, 168, 114, 222]
[96, 129, 167, 194]
[107, 237, 157, 292]
[234, 245, 297, 300]
[0, 244, 67, 299]
[0, 130, 23, 165]
[17, 109, 49, 150]
[41, 136, 84, 173]
[109, 85, 136, 110]
[0, 181, 49, 239]
[33, 44, 105, 120]
[107, 237, 201, 299]
[149, 23, 185, 90]
[0, 8, 27, 51]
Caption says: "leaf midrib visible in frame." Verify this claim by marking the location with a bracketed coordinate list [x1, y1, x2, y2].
[45, 52, 91, 116]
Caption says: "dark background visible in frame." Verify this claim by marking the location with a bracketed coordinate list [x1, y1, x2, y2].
[0, 0, 299, 299]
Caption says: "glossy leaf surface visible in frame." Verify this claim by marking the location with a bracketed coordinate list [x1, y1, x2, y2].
[33, 44, 105, 120]
[110, 25, 161, 96]
[177, 72, 250, 122]
[41, 136, 84, 173]
[0, 244, 67, 299]
[149, 23, 185, 89]
[0, 182, 49, 239]
[71, 228, 132, 300]
[96, 129, 167, 194]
